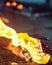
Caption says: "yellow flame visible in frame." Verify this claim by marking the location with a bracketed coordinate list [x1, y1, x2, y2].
[18, 33, 50, 64]
[0, 19, 50, 64]
[0, 19, 18, 46]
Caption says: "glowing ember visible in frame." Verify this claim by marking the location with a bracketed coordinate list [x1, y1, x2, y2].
[0, 19, 51, 64]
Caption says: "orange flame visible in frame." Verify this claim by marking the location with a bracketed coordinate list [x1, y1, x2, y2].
[0, 19, 50, 64]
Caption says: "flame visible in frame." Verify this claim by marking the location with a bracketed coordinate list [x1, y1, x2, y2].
[17, 33, 50, 64]
[0, 19, 18, 46]
[0, 19, 50, 64]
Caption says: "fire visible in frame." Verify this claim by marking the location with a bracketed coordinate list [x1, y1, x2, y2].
[17, 33, 50, 64]
[0, 19, 51, 64]
[0, 19, 18, 46]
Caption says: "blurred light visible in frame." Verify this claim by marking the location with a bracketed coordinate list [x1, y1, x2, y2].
[6, 2, 11, 7]
[12, 2, 17, 6]
[11, 62, 18, 65]
[17, 4, 23, 10]
[2, 17, 9, 23]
